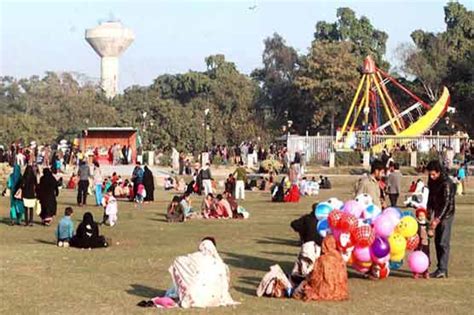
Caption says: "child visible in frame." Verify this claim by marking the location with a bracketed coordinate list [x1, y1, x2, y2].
[135, 183, 146, 205]
[414, 207, 430, 279]
[56, 207, 74, 247]
[102, 189, 118, 226]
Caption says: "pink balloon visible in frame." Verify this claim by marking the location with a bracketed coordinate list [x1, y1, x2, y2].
[384, 208, 402, 226]
[371, 252, 390, 264]
[352, 263, 370, 273]
[343, 200, 364, 219]
[353, 246, 371, 262]
[331, 228, 341, 240]
[408, 251, 429, 273]
[373, 215, 396, 238]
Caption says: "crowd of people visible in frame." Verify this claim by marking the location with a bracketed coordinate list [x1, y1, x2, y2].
[1, 136, 467, 310]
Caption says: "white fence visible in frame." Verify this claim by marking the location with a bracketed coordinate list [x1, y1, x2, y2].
[287, 134, 468, 164]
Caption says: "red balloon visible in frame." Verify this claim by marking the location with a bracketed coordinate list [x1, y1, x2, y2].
[353, 225, 376, 247]
[406, 234, 420, 251]
[339, 213, 358, 232]
[328, 209, 344, 229]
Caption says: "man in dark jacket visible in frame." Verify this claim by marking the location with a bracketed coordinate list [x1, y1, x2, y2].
[426, 160, 455, 278]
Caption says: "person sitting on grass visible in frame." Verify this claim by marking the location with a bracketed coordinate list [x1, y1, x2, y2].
[164, 177, 175, 191]
[215, 194, 233, 219]
[167, 196, 185, 222]
[293, 235, 348, 301]
[180, 192, 195, 219]
[224, 191, 250, 219]
[70, 212, 109, 249]
[137, 237, 238, 309]
[201, 193, 216, 219]
[56, 207, 74, 247]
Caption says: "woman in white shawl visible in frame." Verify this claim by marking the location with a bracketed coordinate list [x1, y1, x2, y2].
[167, 237, 238, 308]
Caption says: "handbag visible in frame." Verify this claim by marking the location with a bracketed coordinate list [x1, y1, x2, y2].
[14, 188, 23, 200]
[35, 199, 42, 215]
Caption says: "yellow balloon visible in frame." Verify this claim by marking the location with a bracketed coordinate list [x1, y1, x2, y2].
[389, 232, 407, 254]
[390, 251, 406, 261]
[358, 260, 373, 268]
[395, 216, 418, 238]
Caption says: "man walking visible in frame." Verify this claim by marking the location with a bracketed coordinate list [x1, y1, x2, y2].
[354, 160, 386, 209]
[77, 160, 91, 206]
[200, 163, 213, 195]
[233, 161, 247, 200]
[387, 162, 402, 207]
[426, 160, 455, 278]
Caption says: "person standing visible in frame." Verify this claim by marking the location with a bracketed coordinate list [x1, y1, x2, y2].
[93, 161, 103, 206]
[426, 160, 455, 278]
[21, 165, 38, 226]
[7, 164, 25, 225]
[233, 161, 247, 200]
[131, 162, 144, 200]
[387, 162, 402, 207]
[77, 160, 91, 206]
[142, 165, 155, 202]
[38, 168, 59, 225]
[354, 160, 386, 209]
[457, 163, 466, 195]
[200, 163, 213, 196]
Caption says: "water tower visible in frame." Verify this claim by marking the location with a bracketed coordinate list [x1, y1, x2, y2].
[85, 21, 134, 98]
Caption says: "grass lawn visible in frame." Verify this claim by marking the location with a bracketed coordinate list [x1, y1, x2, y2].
[1, 175, 473, 315]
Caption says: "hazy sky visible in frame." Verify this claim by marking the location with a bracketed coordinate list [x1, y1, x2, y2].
[1, 0, 471, 89]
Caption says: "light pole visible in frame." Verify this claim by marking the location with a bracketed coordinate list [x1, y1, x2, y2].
[202, 108, 210, 165]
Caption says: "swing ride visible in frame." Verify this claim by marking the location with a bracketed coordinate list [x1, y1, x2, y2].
[335, 56, 450, 152]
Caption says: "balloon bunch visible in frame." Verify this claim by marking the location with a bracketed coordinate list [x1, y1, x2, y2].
[314, 194, 429, 279]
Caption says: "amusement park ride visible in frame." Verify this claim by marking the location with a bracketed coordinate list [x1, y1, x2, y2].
[335, 56, 451, 152]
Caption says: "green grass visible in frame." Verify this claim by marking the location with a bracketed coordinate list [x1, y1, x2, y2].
[1, 176, 473, 315]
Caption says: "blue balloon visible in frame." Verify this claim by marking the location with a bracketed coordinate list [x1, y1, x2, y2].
[364, 204, 382, 219]
[402, 210, 415, 218]
[389, 260, 404, 270]
[314, 202, 333, 220]
[316, 218, 330, 237]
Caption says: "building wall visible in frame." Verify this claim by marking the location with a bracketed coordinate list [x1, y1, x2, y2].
[82, 130, 137, 164]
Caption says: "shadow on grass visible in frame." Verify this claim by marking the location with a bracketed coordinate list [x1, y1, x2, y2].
[0, 217, 13, 226]
[126, 284, 166, 298]
[347, 269, 368, 279]
[389, 269, 414, 278]
[260, 251, 294, 257]
[256, 237, 299, 247]
[1, 217, 43, 226]
[234, 286, 257, 297]
[34, 239, 57, 245]
[222, 251, 293, 272]
[149, 218, 168, 223]
[347, 268, 413, 279]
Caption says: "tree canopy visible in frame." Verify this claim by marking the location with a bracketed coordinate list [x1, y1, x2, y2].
[1, 4, 472, 148]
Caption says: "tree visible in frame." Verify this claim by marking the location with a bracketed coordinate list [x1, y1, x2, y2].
[294, 41, 360, 135]
[397, 2, 473, 133]
[251, 33, 300, 129]
[314, 7, 389, 68]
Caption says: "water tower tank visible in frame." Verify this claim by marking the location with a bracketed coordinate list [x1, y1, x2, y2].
[85, 21, 134, 98]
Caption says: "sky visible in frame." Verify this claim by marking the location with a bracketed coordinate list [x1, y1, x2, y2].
[1, 0, 472, 90]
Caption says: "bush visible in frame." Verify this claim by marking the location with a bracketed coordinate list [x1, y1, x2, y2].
[212, 155, 223, 168]
[260, 159, 283, 173]
[392, 151, 411, 166]
[417, 152, 439, 166]
[335, 151, 362, 166]
[159, 152, 172, 167]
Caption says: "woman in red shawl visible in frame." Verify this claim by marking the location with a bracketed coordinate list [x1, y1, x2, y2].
[294, 235, 348, 301]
